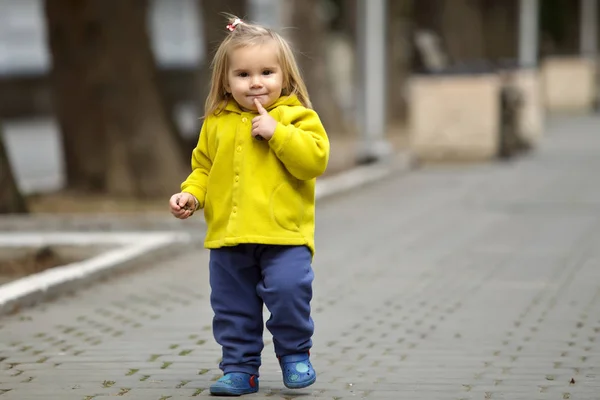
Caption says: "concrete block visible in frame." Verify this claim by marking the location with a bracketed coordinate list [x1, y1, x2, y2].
[408, 73, 501, 162]
[542, 56, 597, 114]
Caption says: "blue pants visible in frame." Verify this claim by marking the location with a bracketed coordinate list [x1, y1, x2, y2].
[209, 244, 314, 376]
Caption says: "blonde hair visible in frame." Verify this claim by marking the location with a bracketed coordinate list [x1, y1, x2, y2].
[204, 14, 312, 116]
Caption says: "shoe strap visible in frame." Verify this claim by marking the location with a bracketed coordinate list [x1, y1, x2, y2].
[280, 353, 309, 363]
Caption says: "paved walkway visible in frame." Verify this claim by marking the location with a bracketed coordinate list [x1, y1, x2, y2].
[1, 116, 600, 399]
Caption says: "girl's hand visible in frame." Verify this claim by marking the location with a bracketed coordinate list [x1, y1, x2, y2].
[169, 192, 197, 219]
[252, 99, 277, 141]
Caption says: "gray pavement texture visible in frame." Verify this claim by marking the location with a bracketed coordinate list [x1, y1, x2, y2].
[1, 115, 600, 399]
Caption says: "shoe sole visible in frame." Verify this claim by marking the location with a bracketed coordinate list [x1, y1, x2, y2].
[283, 375, 316, 389]
[209, 387, 258, 396]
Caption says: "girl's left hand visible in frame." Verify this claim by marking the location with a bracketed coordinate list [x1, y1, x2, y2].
[252, 99, 277, 141]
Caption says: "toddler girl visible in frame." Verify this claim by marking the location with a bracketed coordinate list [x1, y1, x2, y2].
[169, 15, 329, 396]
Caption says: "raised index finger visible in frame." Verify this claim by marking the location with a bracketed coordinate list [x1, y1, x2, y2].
[254, 98, 268, 115]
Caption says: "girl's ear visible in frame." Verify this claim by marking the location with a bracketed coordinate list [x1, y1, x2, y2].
[224, 80, 231, 93]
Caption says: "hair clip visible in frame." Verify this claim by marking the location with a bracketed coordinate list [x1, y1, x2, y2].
[226, 18, 243, 32]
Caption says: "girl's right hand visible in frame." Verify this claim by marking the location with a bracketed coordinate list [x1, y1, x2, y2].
[169, 192, 197, 219]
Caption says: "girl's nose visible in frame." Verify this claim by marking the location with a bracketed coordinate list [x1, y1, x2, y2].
[250, 77, 263, 87]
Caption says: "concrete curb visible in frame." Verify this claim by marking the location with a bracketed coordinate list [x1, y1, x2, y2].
[0, 153, 413, 316]
[0, 233, 193, 315]
[316, 154, 411, 200]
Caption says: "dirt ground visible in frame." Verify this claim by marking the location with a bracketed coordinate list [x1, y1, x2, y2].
[0, 246, 78, 285]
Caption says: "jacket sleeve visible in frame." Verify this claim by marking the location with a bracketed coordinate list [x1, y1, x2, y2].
[268, 108, 330, 181]
[180, 119, 212, 208]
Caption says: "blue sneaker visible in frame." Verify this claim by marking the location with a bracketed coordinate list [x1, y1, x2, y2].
[279, 353, 316, 389]
[209, 372, 259, 396]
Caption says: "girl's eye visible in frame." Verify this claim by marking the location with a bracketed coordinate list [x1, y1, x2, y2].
[263, 70, 273, 75]
[238, 72, 248, 77]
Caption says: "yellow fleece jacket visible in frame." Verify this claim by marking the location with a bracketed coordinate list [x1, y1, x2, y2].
[180, 95, 329, 256]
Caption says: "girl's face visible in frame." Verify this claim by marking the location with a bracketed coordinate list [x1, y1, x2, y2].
[226, 41, 284, 112]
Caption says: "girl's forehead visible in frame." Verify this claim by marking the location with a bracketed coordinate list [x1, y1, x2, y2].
[228, 43, 281, 69]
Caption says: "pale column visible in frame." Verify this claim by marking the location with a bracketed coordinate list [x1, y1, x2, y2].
[580, 0, 598, 57]
[356, 0, 393, 163]
[518, 0, 539, 67]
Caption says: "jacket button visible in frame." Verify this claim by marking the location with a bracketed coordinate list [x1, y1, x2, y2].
[242, 117, 248, 123]
[232, 207, 237, 213]
[235, 176, 240, 182]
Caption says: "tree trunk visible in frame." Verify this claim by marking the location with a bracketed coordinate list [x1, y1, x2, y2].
[287, 0, 347, 134]
[414, 0, 519, 65]
[45, 0, 187, 197]
[413, 0, 441, 32]
[481, 0, 518, 61]
[439, 0, 486, 63]
[0, 126, 28, 214]
[413, 0, 484, 65]
[540, 0, 581, 56]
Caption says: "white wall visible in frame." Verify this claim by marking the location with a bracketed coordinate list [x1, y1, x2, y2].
[0, 0, 50, 75]
[148, 0, 203, 68]
[0, 0, 204, 76]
